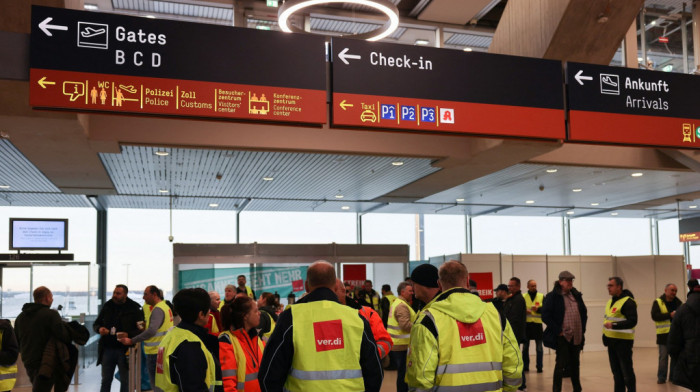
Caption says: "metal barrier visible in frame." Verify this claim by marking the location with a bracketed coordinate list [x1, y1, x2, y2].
[128, 344, 142, 392]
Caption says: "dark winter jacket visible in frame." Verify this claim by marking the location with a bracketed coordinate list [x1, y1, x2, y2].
[602, 289, 637, 346]
[166, 321, 223, 392]
[93, 297, 144, 365]
[15, 303, 71, 372]
[650, 293, 682, 345]
[668, 289, 700, 391]
[504, 291, 527, 343]
[0, 319, 18, 367]
[541, 282, 588, 350]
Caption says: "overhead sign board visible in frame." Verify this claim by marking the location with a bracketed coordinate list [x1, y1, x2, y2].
[29, 6, 327, 124]
[567, 62, 700, 148]
[330, 38, 565, 139]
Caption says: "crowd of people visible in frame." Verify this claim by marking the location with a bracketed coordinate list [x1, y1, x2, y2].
[3, 264, 699, 392]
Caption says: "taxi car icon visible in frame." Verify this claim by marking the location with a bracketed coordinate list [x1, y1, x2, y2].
[361, 110, 377, 123]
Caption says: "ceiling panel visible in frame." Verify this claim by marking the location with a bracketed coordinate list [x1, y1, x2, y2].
[99, 195, 248, 210]
[0, 193, 90, 208]
[111, 0, 233, 23]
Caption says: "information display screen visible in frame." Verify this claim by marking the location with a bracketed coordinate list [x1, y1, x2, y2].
[10, 218, 68, 250]
[567, 62, 700, 148]
[330, 37, 566, 139]
[29, 6, 327, 125]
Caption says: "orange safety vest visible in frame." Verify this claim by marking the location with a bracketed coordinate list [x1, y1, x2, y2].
[219, 329, 264, 392]
[359, 306, 393, 359]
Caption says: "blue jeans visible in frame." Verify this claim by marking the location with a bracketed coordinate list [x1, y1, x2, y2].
[101, 346, 129, 392]
[146, 353, 158, 390]
[657, 344, 677, 382]
[391, 351, 408, 392]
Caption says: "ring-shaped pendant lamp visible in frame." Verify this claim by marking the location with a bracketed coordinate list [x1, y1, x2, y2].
[278, 0, 400, 41]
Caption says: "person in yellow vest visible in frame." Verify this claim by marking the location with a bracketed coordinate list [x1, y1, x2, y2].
[258, 260, 383, 392]
[219, 296, 264, 392]
[388, 281, 415, 392]
[379, 284, 395, 328]
[0, 319, 18, 392]
[522, 279, 544, 373]
[155, 287, 223, 392]
[650, 283, 682, 384]
[406, 260, 523, 391]
[237, 275, 256, 299]
[603, 276, 637, 392]
[257, 292, 278, 343]
[357, 280, 381, 315]
[206, 291, 223, 336]
[119, 285, 174, 387]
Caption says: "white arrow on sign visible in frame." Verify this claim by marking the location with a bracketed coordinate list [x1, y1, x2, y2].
[338, 48, 361, 65]
[39, 17, 68, 37]
[574, 70, 593, 85]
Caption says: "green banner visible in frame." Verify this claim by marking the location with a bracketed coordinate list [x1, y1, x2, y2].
[179, 265, 308, 298]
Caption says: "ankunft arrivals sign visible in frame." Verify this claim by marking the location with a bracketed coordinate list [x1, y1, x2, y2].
[29, 6, 327, 124]
[567, 62, 700, 148]
[179, 265, 308, 299]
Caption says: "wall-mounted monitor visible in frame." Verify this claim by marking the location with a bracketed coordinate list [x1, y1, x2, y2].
[9, 218, 68, 251]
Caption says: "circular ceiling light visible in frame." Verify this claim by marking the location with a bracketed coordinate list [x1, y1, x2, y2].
[278, 0, 400, 41]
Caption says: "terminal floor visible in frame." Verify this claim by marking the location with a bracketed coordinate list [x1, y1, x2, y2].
[13, 347, 690, 391]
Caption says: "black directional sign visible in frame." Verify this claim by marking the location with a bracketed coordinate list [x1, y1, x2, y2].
[567, 62, 700, 148]
[330, 37, 566, 139]
[30, 5, 327, 124]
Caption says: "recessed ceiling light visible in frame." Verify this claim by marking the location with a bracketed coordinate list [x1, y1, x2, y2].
[463, 47, 472, 52]
[0, 185, 9, 189]
[341, 206, 350, 210]
[145, 15, 156, 19]
[572, 188, 582, 192]
[566, 211, 575, 215]
[590, 202, 600, 206]
[391, 161, 404, 166]
[611, 212, 619, 216]
[262, 177, 274, 181]
[546, 168, 558, 173]
[525, 200, 535, 204]
[415, 39, 429, 46]
[159, 189, 169, 193]
[209, 203, 219, 208]
[335, 194, 344, 199]
[456, 198, 465, 202]
[631, 172, 643, 177]
[155, 151, 169, 156]
[690, 205, 698, 209]
[84, 4, 98, 10]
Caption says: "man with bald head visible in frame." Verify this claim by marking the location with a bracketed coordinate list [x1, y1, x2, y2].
[259, 261, 383, 392]
[406, 260, 523, 391]
[651, 283, 682, 384]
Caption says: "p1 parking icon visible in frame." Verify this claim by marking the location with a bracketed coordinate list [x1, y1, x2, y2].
[381, 104, 396, 120]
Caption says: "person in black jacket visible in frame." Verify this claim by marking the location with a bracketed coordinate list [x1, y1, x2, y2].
[603, 276, 637, 392]
[0, 319, 19, 392]
[542, 271, 587, 392]
[650, 283, 682, 384]
[668, 283, 700, 391]
[258, 260, 383, 392]
[93, 284, 144, 392]
[505, 277, 527, 391]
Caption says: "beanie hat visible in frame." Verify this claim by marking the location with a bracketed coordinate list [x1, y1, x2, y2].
[410, 264, 439, 288]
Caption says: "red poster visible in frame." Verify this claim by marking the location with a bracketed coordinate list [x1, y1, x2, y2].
[343, 264, 366, 288]
[469, 272, 494, 301]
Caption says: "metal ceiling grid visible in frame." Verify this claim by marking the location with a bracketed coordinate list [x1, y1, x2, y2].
[100, 195, 247, 210]
[419, 163, 700, 211]
[645, 0, 686, 13]
[444, 32, 493, 48]
[111, 0, 233, 22]
[0, 140, 61, 193]
[0, 193, 90, 208]
[310, 16, 382, 35]
[100, 146, 440, 202]
[246, 199, 383, 213]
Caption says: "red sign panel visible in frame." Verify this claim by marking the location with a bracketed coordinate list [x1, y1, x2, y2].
[343, 264, 366, 288]
[680, 232, 700, 242]
[659, 37, 669, 43]
[30, 69, 326, 124]
[313, 319, 344, 352]
[457, 319, 487, 348]
[469, 272, 494, 301]
[292, 279, 304, 292]
[332, 93, 564, 139]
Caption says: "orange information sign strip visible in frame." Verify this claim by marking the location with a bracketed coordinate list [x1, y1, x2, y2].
[30, 69, 327, 124]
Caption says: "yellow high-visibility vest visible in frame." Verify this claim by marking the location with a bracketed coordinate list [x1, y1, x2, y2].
[145, 301, 174, 354]
[523, 292, 544, 324]
[387, 297, 415, 347]
[654, 298, 671, 335]
[603, 296, 635, 340]
[284, 300, 364, 392]
[0, 329, 17, 391]
[154, 327, 216, 392]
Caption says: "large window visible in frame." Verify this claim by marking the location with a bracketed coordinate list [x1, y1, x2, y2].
[570, 217, 651, 256]
[658, 218, 684, 255]
[424, 214, 466, 258]
[239, 211, 356, 244]
[471, 216, 563, 254]
[362, 213, 417, 259]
